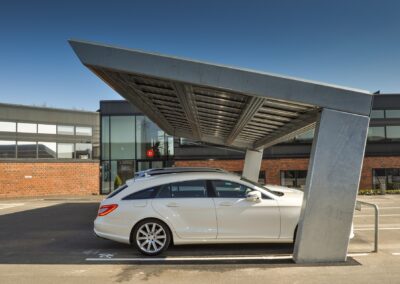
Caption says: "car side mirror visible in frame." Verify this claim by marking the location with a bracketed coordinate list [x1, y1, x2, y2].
[246, 191, 262, 202]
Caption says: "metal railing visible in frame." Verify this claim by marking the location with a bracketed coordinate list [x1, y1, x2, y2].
[355, 200, 379, 252]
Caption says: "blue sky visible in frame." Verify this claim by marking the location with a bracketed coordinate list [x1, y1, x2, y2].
[0, 0, 399, 110]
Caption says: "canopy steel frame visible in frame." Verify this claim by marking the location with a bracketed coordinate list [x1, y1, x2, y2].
[70, 39, 373, 264]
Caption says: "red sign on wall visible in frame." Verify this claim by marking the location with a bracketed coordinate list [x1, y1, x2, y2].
[146, 149, 155, 158]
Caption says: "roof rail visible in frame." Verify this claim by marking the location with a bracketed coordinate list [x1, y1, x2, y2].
[134, 167, 227, 178]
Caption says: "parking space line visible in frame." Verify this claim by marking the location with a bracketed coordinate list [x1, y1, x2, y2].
[86, 255, 294, 262]
[355, 227, 400, 231]
[86, 253, 369, 262]
[361, 207, 400, 210]
[354, 214, 400, 217]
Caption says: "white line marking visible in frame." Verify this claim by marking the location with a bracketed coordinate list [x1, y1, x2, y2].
[362, 207, 400, 210]
[354, 214, 400, 217]
[392, 253, 400, 256]
[86, 253, 369, 262]
[86, 255, 293, 262]
[355, 227, 400, 231]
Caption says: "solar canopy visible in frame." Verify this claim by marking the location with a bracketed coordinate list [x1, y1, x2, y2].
[69, 40, 372, 151]
[70, 40, 375, 263]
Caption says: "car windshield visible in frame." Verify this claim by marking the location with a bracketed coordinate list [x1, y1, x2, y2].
[240, 177, 279, 196]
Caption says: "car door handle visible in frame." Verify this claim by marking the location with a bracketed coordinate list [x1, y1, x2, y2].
[219, 202, 233, 206]
[166, 202, 179, 207]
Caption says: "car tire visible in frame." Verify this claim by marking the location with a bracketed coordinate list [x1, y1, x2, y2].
[133, 219, 171, 256]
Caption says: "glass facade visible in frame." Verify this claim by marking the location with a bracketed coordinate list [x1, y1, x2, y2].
[373, 168, 400, 190]
[280, 170, 308, 190]
[0, 120, 96, 160]
[101, 114, 174, 194]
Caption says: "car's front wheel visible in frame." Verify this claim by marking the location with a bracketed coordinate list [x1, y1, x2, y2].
[133, 219, 171, 256]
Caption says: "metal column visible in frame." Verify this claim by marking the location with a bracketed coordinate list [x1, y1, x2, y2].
[293, 108, 370, 263]
[242, 149, 263, 182]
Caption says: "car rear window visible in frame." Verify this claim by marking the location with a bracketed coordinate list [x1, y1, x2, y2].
[122, 187, 159, 200]
[106, 184, 128, 199]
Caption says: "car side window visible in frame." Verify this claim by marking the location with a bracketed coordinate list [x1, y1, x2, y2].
[212, 180, 253, 198]
[122, 187, 158, 200]
[156, 180, 207, 198]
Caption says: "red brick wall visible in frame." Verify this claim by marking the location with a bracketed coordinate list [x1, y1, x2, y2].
[175, 156, 400, 190]
[0, 162, 99, 198]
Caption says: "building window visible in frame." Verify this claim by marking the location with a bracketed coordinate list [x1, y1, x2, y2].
[57, 125, 74, 135]
[385, 110, 400, 119]
[373, 168, 400, 190]
[0, 121, 16, 132]
[57, 143, 74, 159]
[38, 124, 57, 134]
[136, 116, 166, 159]
[17, 123, 37, 133]
[281, 170, 307, 190]
[101, 116, 110, 160]
[0, 140, 16, 158]
[368, 126, 385, 141]
[386, 126, 400, 141]
[75, 143, 92, 159]
[110, 116, 135, 159]
[76, 126, 92, 136]
[38, 142, 57, 159]
[17, 141, 37, 158]
[370, 110, 385, 119]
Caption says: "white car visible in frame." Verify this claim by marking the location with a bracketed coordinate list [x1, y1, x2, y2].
[95, 168, 303, 255]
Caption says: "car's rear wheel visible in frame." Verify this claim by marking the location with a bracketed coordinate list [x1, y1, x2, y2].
[133, 219, 171, 256]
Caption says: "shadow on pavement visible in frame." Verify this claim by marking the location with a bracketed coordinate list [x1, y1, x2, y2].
[0, 203, 360, 266]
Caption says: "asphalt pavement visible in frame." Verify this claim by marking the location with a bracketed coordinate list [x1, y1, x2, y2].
[0, 195, 399, 283]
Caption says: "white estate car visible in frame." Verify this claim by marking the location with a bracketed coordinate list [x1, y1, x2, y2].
[95, 168, 304, 255]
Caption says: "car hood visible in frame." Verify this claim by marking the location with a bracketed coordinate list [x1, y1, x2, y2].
[264, 184, 304, 199]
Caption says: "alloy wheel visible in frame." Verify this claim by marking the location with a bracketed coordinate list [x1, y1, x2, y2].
[136, 222, 167, 254]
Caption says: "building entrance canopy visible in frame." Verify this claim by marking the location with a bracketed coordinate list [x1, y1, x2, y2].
[69, 40, 372, 150]
[70, 40, 373, 264]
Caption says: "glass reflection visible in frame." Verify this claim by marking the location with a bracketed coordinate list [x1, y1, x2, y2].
[38, 142, 56, 158]
[0, 140, 16, 158]
[17, 141, 37, 158]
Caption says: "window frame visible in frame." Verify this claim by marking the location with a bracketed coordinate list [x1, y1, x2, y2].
[209, 179, 270, 199]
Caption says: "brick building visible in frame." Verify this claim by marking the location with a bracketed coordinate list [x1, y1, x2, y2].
[0, 103, 99, 198]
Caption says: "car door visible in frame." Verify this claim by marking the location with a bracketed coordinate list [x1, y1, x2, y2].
[211, 180, 281, 239]
[151, 179, 217, 239]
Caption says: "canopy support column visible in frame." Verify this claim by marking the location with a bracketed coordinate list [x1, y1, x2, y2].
[293, 108, 369, 263]
[242, 149, 263, 182]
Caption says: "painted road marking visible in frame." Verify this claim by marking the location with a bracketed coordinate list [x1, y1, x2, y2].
[355, 227, 400, 231]
[354, 214, 400, 217]
[0, 203, 25, 210]
[361, 207, 400, 210]
[87, 255, 293, 262]
[392, 253, 400, 256]
[86, 253, 369, 262]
